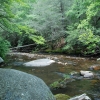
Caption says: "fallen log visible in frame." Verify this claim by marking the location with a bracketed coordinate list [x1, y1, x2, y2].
[10, 44, 35, 49]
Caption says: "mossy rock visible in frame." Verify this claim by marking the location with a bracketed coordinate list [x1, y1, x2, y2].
[50, 81, 60, 88]
[55, 94, 70, 100]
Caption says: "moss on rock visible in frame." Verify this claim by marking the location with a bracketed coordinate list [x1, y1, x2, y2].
[55, 94, 70, 100]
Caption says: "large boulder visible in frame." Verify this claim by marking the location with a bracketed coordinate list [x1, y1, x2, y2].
[0, 57, 4, 63]
[0, 68, 56, 100]
[23, 58, 55, 67]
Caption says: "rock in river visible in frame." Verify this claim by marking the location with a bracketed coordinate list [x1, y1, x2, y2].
[69, 93, 91, 100]
[0, 68, 56, 100]
[89, 64, 100, 70]
[80, 70, 94, 78]
[0, 57, 4, 63]
[23, 58, 55, 67]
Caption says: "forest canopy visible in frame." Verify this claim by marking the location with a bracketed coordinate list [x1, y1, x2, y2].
[0, 0, 100, 57]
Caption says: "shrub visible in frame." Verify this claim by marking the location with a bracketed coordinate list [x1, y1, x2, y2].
[0, 37, 10, 58]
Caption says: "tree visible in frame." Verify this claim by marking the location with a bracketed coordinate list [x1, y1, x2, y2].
[0, 0, 14, 57]
[29, 0, 73, 41]
[78, 0, 100, 54]
[0, 0, 45, 57]
[64, 0, 100, 55]
[0, 0, 45, 47]
[0, 37, 10, 58]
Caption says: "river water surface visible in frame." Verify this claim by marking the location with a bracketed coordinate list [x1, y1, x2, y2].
[2, 52, 100, 100]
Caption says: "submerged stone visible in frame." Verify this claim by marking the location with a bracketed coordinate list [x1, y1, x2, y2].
[23, 58, 55, 67]
[0, 68, 56, 100]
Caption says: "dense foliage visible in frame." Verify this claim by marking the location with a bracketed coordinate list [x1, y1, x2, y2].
[64, 0, 100, 55]
[0, 37, 10, 58]
[0, 0, 100, 56]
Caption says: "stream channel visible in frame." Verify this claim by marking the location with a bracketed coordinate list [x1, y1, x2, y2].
[2, 52, 100, 100]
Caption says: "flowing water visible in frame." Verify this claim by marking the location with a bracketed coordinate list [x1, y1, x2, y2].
[2, 52, 100, 100]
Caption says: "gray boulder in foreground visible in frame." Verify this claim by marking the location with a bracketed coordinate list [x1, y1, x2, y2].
[0, 57, 4, 63]
[23, 58, 55, 67]
[0, 68, 56, 100]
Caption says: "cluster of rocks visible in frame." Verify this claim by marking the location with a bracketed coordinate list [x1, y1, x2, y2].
[52, 69, 100, 89]
[57, 61, 68, 65]
[8, 52, 58, 60]
[54, 70, 94, 81]
[71, 70, 100, 80]
[57, 60, 77, 66]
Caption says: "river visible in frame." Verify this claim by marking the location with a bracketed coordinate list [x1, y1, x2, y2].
[2, 52, 100, 100]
